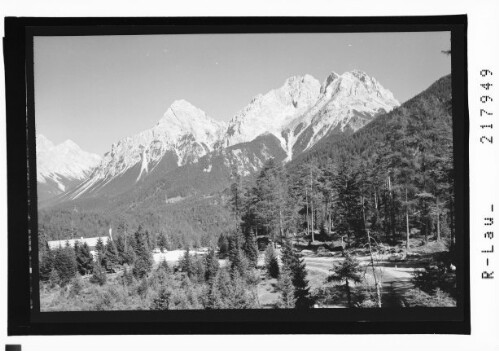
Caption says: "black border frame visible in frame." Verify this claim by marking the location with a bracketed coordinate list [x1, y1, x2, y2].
[4, 16, 469, 335]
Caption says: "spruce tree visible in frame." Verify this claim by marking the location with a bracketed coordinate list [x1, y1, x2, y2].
[226, 271, 257, 309]
[228, 231, 248, 278]
[204, 246, 220, 282]
[115, 234, 126, 264]
[132, 227, 153, 279]
[243, 229, 259, 268]
[39, 248, 54, 282]
[281, 241, 313, 308]
[104, 240, 120, 272]
[179, 247, 194, 278]
[157, 232, 169, 252]
[53, 246, 77, 287]
[75, 242, 93, 275]
[123, 240, 137, 266]
[327, 252, 362, 307]
[206, 268, 256, 309]
[94, 237, 106, 266]
[264, 244, 279, 279]
[206, 269, 230, 309]
[90, 260, 107, 286]
[218, 233, 229, 258]
[158, 259, 171, 274]
[277, 266, 296, 308]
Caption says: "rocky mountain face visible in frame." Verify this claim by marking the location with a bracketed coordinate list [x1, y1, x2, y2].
[66, 100, 226, 199]
[36, 134, 101, 201]
[43, 70, 399, 203]
[221, 70, 399, 160]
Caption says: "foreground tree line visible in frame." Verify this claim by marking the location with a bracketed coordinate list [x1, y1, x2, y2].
[38, 225, 456, 310]
[39, 220, 319, 310]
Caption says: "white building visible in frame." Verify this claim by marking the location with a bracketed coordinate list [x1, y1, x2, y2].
[47, 236, 110, 258]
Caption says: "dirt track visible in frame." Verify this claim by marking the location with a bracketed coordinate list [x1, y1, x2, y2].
[302, 255, 418, 307]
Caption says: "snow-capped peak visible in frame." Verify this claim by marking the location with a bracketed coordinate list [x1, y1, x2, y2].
[36, 134, 101, 188]
[220, 70, 400, 160]
[280, 70, 400, 157]
[156, 99, 226, 146]
[68, 100, 227, 199]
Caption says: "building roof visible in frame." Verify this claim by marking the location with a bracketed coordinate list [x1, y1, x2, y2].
[47, 236, 109, 250]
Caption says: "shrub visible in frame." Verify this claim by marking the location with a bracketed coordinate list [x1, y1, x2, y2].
[53, 247, 77, 286]
[69, 275, 84, 297]
[48, 269, 60, 288]
[412, 257, 456, 297]
[264, 244, 279, 279]
[39, 250, 54, 282]
[137, 277, 149, 299]
[404, 288, 456, 307]
[90, 262, 107, 286]
[151, 287, 172, 310]
[120, 265, 135, 287]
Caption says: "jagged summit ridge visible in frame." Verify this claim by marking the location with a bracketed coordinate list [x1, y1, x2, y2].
[221, 70, 399, 159]
[61, 69, 399, 201]
[282, 70, 399, 157]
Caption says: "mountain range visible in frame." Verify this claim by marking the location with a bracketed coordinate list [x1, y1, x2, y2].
[37, 69, 399, 204]
[37, 71, 452, 247]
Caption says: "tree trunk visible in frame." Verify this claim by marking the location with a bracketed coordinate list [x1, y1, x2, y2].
[388, 176, 396, 244]
[383, 192, 389, 242]
[405, 188, 410, 252]
[450, 197, 455, 250]
[305, 186, 310, 237]
[436, 197, 441, 241]
[279, 209, 284, 244]
[367, 230, 382, 307]
[345, 279, 352, 307]
[328, 210, 332, 235]
[361, 195, 367, 232]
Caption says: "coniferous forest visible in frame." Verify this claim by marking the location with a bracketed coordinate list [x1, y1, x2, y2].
[38, 75, 458, 310]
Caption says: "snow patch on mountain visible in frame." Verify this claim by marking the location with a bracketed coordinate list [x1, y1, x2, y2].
[136, 148, 149, 182]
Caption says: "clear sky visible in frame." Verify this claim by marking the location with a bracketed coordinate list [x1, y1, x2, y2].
[34, 32, 451, 155]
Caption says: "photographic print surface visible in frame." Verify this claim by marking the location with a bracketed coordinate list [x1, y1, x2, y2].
[34, 32, 457, 311]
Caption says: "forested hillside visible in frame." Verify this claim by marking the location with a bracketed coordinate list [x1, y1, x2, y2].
[286, 76, 454, 249]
